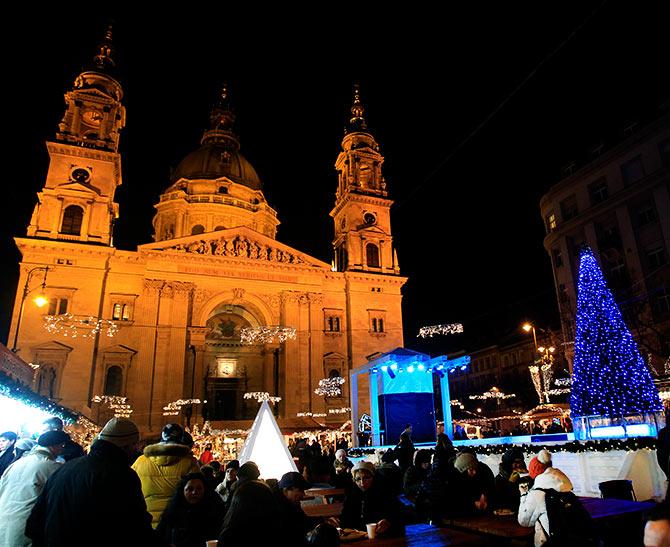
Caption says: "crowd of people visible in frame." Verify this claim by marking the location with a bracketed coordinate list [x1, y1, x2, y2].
[1, 417, 669, 546]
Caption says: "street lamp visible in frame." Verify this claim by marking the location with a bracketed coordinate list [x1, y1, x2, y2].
[11, 266, 50, 352]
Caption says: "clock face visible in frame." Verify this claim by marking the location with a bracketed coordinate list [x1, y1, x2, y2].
[363, 212, 376, 225]
[82, 109, 102, 126]
[71, 168, 91, 184]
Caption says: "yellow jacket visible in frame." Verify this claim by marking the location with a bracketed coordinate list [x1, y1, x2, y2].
[131, 442, 200, 526]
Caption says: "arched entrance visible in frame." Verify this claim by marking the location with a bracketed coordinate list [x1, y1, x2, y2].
[202, 304, 266, 420]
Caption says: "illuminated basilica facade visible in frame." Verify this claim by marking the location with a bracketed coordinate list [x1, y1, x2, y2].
[8, 33, 406, 433]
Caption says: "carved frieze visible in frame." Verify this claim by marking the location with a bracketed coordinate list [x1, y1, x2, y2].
[144, 279, 164, 295]
[161, 235, 307, 264]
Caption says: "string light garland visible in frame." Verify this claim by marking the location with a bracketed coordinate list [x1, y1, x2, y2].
[572, 247, 663, 418]
[240, 326, 296, 345]
[555, 378, 572, 387]
[0, 371, 77, 423]
[328, 407, 351, 414]
[418, 323, 464, 338]
[468, 387, 516, 400]
[43, 313, 119, 338]
[348, 437, 657, 458]
[314, 376, 345, 397]
[92, 395, 133, 418]
[244, 391, 281, 404]
[163, 398, 202, 416]
[296, 412, 327, 417]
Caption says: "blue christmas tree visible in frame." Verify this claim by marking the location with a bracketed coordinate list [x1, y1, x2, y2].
[571, 246, 662, 418]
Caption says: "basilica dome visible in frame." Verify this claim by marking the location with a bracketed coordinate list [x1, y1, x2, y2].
[171, 142, 262, 191]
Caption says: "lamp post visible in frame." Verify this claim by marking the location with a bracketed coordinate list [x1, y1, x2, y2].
[11, 266, 50, 352]
[537, 345, 556, 403]
[522, 322, 556, 404]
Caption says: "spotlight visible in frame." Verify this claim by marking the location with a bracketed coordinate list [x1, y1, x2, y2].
[387, 368, 396, 379]
[460, 365, 467, 371]
[407, 365, 415, 373]
[390, 364, 398, 371]
[417, 364, 425, 371]
[381, 365, 388, 372]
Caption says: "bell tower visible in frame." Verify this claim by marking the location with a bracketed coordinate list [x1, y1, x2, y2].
[330, 85, 399, 274]
[26, 26, 126, 246]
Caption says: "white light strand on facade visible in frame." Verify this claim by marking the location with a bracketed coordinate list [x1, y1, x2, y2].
[314, 376, 345, 397]
[328, 407, 351, 414]
[418, 323, 464, 338]
[240, 326, 297, 345]
[44, 313, 119, 339]
[529, 365, 543, 401]
[541, 363, 554, 403]
[554, 378, 572, 387]
[296, 411, 327, 417]
[244, 392, 281, 404]
[545, 388, 572, 396]
[163, 398, 202, 416]
[92, 395, 132, 418]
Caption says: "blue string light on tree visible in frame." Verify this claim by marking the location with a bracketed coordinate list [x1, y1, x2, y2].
[571, 246, 662, 438]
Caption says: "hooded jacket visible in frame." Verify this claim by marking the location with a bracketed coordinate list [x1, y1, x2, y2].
[132, 442, 200, 526]
[0, 446, 61, 546]
[517, 467, 573, 547]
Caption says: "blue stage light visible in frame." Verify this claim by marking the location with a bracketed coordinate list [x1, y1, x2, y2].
[381, 365, 388, 372]
[390, 364, 398, 371]
[387, 368, 396, 379]
[417, 364, 425, 371]
[460, 365, 467, 371]
[436, 365, 443, 370]
[407, 365, 415, 373]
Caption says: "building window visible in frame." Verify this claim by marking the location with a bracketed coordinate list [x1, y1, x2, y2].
[61, 205, 84, 235]
[327, 316, 341, 332]
[588, 178, 609, 205]
[103, 366, 123, 396]
[214, 225, 225, 231]
[545, 212, 557, 233]
[336, 245, 348, 272]
[560, 195, 578, 221]
[558, 284, 569, 304]
[656, 287, 670, 314]
[607, 255, 627, 281]
[372, 317, 385, 333]
[646, 244, 667, 270]
[621, 156, 645, 186]
[218, 186, 228, 194]
[552, 248, 563, 268]
[637, 205, 657, 228]
[191, 224, 205, 235]
[47, 298, 68, 316]
[660, 138, 670, 166]
[112, 303, 132, 321]
[366, 243, 380, 268]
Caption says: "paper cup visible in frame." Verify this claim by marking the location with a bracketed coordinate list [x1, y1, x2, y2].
[205, 541, 218, 547]
[366, 523, 377, 539]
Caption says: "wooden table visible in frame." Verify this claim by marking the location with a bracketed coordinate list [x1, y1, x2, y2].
[344, 523, 487, 546]
[579, 496, 656, 520]
[303, 501, 344, 518]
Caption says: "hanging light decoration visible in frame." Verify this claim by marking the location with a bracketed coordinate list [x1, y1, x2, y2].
[296, 411, 327, 417]
[44, 313, 119, 339]
[314, 376, 345, 397]
[468, 386, 516, 400]
[92, 395, 132, 418]
[240, 326, 296, 345]
[163, 398, 202, 416]
[244, 392, 281, 404]
[418, 323, 464, 338]
[328, 407, 351, 414]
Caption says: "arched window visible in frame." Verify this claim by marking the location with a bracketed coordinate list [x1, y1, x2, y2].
[329, 369, 341, 378]
[191, 224, 205, 235]
[218, 186, 228, 194]
[366, 243, 380, 268]
[104, 366, 123, 396]
[214, 225, 226, 231]
[61, 205, 84, 235]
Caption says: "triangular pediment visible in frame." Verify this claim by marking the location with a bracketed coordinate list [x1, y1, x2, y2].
[359, 224, 389, 236]
[55, 182, 102, 195]
[77, 89, 114, 101]
[139, 226, 331, 269]
[101, 344, 137, 355]
[31, 340, 74, 353]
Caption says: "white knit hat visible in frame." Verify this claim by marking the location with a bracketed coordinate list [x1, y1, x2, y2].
[537, 449, 552, 464]
[97, 418, 140, 448]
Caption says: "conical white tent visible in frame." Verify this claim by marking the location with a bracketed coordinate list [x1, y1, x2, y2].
[238, 400, 298, 480]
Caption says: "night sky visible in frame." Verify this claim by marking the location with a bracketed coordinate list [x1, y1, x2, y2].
[2, 4, 668, 356]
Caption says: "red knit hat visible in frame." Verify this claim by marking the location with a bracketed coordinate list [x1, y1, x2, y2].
[528, 449, 552, 478]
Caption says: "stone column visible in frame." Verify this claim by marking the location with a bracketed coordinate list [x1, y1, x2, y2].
[281, 291, 301, 418]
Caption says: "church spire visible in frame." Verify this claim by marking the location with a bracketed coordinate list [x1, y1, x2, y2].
[346, 83, 368, 134]
[91, 24, 116, 73]
[201, 84, 240, 150]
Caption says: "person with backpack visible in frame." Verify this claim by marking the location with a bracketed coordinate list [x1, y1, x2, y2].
[518, 461, 597, 546]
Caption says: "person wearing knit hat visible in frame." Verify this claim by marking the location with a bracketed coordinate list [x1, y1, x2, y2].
[0, 430, 68, 545]
[340, 459, 405, 537]
[451, 451, 495, 514]
[494, 448, 528, 510]
[528, 449, 552, 479]
[25, 417, 160, 546]
[12, 438, 37, 461]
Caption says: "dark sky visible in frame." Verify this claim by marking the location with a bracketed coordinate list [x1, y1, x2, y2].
[2, 4, 668, 355]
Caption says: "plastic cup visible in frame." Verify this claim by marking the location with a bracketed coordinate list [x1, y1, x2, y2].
[366, 523, 377, 539]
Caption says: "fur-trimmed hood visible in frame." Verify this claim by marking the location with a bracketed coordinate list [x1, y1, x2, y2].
[143, 441, 192, 464]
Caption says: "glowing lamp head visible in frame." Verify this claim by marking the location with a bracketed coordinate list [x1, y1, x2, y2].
[538, 346, 545, 353]
[33, 295, 48, 308]
[522, 323, 533, 333]
[549, 347, 556, 353]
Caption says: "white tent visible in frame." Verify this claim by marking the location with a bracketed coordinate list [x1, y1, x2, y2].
[238, 400, 298, 480]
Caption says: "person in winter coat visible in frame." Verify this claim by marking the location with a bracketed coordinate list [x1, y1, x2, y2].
[11, 438, 37, 462]
[0, 430, 69, 546]
[403, 449, 432, 503]
[215, 459, 239, 504]
[156, 472, 224, 547]
[377, 448, 404, 495]
[132, 423, 200, 526]
[0, 431, 18, 478]
[199, 443, 214, 466]
[395, 425, 415, 473]
[340, 461, 405, 537]
[517, 465, 574, 546]
[274, 471, 313, 546]
[447, 452, 495, 516]
[218, 479, 280, 547]
[494, 448, 527, 510]
[333, 449, 354, 489]
[25, 417, 162, 547]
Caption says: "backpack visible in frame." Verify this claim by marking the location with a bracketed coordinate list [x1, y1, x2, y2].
[537, 488, 600, 547]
